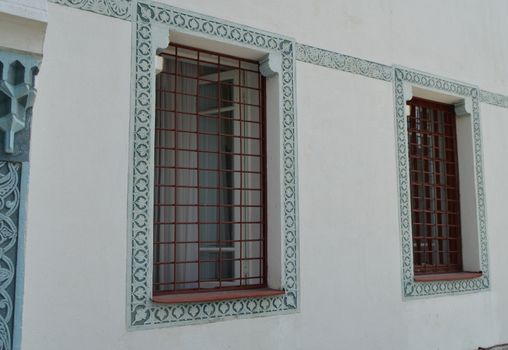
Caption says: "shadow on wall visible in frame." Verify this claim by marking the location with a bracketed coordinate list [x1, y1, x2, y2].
[479, 344, 508, 350]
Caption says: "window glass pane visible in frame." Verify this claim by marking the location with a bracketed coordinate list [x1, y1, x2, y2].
[153, 44, 265, 293]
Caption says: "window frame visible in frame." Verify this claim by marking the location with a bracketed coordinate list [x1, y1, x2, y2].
[152, 43, 268, 295]
[406, 97, 463, 275]
[393, 66, 490, 298]
[127, 2, 299, 328]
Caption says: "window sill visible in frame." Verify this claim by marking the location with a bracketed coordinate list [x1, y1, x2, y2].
[414, 272, 482, 282]
[152, 288, 285, 304]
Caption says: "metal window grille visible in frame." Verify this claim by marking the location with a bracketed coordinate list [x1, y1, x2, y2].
[407, 97, 462, 274]
[153, 44, 267, 294]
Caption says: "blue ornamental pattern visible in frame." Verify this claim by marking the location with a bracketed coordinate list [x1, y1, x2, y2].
[393, 67, 489, 297]
[0, 162, 20, 350]
[295, 43, 393, 81]
[480, 90, 508, 109]
[0, 53, 39, 162]
[50, 0, 131, 19]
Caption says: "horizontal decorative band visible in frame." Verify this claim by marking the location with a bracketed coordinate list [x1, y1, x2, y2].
[480, 90, 508, 108]
[295, 43, 393, 82]
[48, 0, 132, 19]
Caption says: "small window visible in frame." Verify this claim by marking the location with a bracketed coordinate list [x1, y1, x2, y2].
[407, 97, 462, 275]
[394, 67, 487, 297]
[152, 44, 266, 295]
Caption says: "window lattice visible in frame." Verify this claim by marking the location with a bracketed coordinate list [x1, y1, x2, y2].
[407, 98, 462, 274]
[153, 44, 267, 294]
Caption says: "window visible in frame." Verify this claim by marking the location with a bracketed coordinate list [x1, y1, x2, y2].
[128, 9, 298, 326]
[394, 67, 489, 297]
[407, 98, 461, 275]
[152, 44, 268, 297]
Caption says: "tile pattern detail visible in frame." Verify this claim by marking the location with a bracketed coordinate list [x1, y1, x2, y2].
[0, 52, 39, 162]
[49, 0, 132, 19]
[393, 67, 489, 297]
[295, 43, 393, 81]
[0, 162, 21, 350]
[127, 1, 299, 328]
[480, 90, 508, 109]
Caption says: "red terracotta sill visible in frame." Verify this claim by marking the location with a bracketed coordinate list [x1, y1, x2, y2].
[414, 272, 482, 282]
[152, 288, 285, 304]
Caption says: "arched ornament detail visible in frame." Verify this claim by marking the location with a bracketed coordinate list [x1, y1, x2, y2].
[260, 52, 282, 77]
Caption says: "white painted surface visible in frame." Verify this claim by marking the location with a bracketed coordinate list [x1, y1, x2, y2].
[23, 4, 132, 349]
[21, 2, 508, 350]
[160, 0, 508, 95]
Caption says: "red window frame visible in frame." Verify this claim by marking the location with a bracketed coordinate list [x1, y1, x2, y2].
[407, 97, 462, 275]
[152, 44, 267, 296]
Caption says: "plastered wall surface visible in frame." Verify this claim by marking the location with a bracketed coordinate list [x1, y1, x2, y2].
[156, 0, 508, 95]
[23, 4, 132, 349]
[21, 2, 508, 350]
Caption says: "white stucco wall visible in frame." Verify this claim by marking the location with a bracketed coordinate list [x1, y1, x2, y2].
[22, 2, 508, 349]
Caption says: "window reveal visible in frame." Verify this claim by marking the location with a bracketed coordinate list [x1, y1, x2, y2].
[407, 98, 462, 274]
[153, 44, 266, 294]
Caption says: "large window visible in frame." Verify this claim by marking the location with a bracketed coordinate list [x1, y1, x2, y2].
[153, 44, 267, 295]
[127, 4, 297, 327]
[407, 97, 462, 275]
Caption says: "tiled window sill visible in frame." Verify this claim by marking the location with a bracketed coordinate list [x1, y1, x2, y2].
[414, 272, 482, 282]
[152, 288, 285, 304]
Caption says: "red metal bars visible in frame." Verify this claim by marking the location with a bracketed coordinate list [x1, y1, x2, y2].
[407, 97, 462, 275]
[153, 44, 266, 295]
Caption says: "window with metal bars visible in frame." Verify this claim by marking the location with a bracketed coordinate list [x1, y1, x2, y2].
[407, 97, 462, 275]
[153, 44, 266, 295]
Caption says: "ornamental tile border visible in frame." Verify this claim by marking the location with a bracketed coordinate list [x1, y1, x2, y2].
[295, 43, 393, 82]
[125, 1, 299, 328]
[393, 66, 489, 298]
[480, 90, 508, 109]
[49, 0, 132, 19]
[0, 162, 22, 350]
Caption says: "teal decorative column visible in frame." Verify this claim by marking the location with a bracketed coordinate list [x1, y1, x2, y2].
[0, 51, 39, 350]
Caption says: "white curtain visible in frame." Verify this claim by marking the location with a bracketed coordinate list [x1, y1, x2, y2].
[155, 59, 199, 290]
